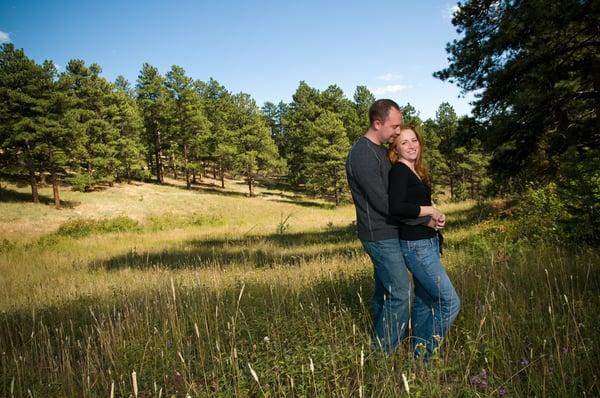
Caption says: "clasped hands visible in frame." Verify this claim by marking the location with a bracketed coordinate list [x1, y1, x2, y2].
[427, 208, 446, 231]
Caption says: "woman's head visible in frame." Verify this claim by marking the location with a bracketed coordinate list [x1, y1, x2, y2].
[388, 125, 428, 180]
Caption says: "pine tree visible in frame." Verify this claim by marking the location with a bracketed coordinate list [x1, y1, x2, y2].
[0, 44, 46, 202]
[165, 65, 211, 189]
[282, 81, 322, 187]
[351, 85, 375, 142]
[304, 110, 350, 205]
[61, 60, 121, 189]
[230, 94, 282, 196]
[137, 63, 169, 184]
[195, 78, 236, 188]
[113, 77, 147, 183]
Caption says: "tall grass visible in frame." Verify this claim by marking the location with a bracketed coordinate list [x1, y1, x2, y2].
[0, 182, 598, 396]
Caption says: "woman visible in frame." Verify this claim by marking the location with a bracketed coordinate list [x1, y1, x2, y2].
[388, 125, 460, 358]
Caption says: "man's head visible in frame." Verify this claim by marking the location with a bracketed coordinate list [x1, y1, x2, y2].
[367, 99, 403, 145]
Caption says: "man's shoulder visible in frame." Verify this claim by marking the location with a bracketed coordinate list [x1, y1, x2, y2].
[348, 137, 384, 161]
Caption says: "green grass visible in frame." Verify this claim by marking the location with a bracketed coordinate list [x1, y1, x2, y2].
[0, 179, 599, 397]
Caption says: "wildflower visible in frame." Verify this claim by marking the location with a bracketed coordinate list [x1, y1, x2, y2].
[480, 368, 488, 380]
[263, 336, 270, 343]
[469, 375, 480, 386]
[520, 358, 529, 366]
[498, 386, 508, 396]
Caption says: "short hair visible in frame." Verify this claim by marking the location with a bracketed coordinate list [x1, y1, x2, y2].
[369, 99, 401, 126]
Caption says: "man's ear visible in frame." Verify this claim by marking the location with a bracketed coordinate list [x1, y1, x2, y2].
[372, 119, 382, 130]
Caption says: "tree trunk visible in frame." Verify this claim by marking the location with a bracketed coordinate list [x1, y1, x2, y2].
[591, 56, 600, 135]
[184, 144, 191, 189]
[212, 160, 217, 180]
[247, 165, 253, 197]
[172, 153, 178, 180]
[154, 126, 164, 184]
[25, 142, 39, 203]
[333, 167, 340, 206]
[192, 169, 197, 184]
[39, 170, 47, 185]
[126, 163, 132, 184]
[47, 144, 60, 209]
[219, 158, 225, 188]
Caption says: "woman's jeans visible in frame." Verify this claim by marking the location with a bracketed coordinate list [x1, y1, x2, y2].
[400, 235, 460, 357]
[362, 239, 411, 353]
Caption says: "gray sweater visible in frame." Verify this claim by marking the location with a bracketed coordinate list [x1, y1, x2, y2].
[346, 137, 429, 241]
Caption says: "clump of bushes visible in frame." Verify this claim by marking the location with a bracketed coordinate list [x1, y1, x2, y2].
[146, 213, 225, 231]
[56, 216, 141, 238]
[513, 179, 597, 242]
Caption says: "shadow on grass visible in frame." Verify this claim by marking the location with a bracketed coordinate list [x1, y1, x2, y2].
[161, 179, 336, 207]
[97, 224, 359, 271]
[0, 187, 79, 208]
[161, 180, 250, 198]
[0, 263, 375, 361]
[267, 197, 336, 209]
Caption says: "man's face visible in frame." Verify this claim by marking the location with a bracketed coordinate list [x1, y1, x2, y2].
[376, 108, 402, 144]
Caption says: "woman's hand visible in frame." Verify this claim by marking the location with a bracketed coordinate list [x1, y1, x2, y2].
[435, 214, 446, 230]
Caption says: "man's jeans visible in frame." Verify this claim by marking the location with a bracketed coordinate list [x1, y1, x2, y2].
[400, 235, 460, 356]
[362, 239, 411, 352]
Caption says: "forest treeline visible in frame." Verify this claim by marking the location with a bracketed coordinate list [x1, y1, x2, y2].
[1, 0, 598, 241]
[0, 43, 488, 207]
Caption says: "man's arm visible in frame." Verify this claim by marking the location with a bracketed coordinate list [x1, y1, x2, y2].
[348, 145, 390, 216]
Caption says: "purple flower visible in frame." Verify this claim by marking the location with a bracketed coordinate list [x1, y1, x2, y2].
[498, 386, 507, 396]
[469, 375, 480, 386]
[520, 358, 529, 366]
[480, 368, 488, 380]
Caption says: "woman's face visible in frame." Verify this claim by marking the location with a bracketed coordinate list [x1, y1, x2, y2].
[394, 128, 420, 163]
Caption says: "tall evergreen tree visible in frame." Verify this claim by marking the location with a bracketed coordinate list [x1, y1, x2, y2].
[351, 85, 375, 142]
[282, 81, 322, 187]
[165, 65, 211, 189]
[434, 102, 460, 200]
[304, 110, 350, 205]
[231, 93, 282, 196]
[0, 44, 45, 202]
[62, 60, 121, 189]
[113, 77, 147, 183]
[261, 101, 288, 158]
[435, 0, 599, 184]
[195, 78, 236, 188]
[136, 63, 169, 183]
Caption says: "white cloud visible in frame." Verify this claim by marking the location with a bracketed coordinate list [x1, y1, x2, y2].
[443, 4, 460, 21]
[53, 62, 62, 71]
[369, 84, 412, 95]
[0, 31, 11, 43]
[376, 73, 402, 81]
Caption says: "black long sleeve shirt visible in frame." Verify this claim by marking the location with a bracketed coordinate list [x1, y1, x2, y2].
[388, 162, 436, 241]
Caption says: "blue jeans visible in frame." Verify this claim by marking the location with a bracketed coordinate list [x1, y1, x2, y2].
[400, 235, 460, 357]
[362, 239, 411, 352]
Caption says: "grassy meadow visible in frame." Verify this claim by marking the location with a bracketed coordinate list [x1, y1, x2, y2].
[0, 178, 599, 397]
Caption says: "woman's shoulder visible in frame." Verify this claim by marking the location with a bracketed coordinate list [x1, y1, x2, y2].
[390, 162, 411, 174]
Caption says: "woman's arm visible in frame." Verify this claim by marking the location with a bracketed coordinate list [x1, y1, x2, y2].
[388, 165, 444, 222]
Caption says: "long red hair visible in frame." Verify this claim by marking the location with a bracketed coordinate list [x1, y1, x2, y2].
[388, 125, 429, 182]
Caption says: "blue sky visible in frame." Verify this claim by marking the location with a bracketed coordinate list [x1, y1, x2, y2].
[1, 0, 472, 120]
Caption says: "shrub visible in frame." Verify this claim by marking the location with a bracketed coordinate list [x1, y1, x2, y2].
[56, 216, 141, 238]
[67, 173, 96, 192]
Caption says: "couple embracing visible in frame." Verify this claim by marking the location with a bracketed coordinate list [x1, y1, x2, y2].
[346, 99, 460, 357]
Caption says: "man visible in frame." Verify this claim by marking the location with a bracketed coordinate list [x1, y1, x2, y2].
[346, 99, 431, 352]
